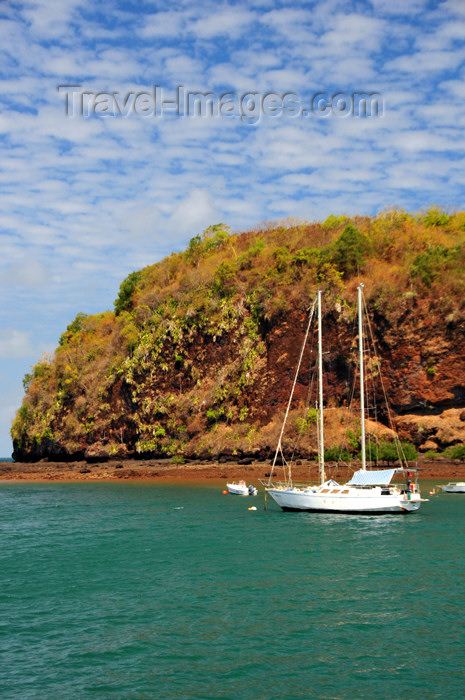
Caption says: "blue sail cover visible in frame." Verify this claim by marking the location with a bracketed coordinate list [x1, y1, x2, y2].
[347, 469, 397, 486]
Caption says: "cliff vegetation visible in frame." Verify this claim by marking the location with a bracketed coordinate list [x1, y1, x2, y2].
[11, 209, 465, 462]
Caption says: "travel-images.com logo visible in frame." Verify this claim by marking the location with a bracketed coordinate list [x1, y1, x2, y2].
[58, 86, 384, 124]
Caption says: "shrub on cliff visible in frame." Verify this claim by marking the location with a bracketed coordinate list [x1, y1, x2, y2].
[114, 271, 142, 315]
[421, 207, 450, 228]
[410, 245, 454, 287]
[332, 224, 368, 277]
[445, 444, 465, 460]
[59, 312, 88, 346]
[375, 441, 418, 465]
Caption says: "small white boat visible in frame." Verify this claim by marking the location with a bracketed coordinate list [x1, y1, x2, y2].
[438, 482, 465, 493]
[227, 480, 257, 496]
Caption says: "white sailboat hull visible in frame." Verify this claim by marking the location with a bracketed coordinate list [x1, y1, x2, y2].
[439, 482, 465, 493]
[267, 486, 422, 513]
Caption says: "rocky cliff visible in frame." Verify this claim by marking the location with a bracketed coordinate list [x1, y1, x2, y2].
[11, 211, 465, 462]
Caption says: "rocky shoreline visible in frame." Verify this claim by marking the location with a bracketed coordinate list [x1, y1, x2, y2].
[1, 458, 464, 482]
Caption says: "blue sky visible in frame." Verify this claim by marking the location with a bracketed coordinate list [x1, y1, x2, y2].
[1, 0, 465, 456]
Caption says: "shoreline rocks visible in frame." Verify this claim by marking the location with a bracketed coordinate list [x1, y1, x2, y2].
[1, 457, 464, 482]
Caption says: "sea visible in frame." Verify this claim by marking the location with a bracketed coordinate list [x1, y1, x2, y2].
[1, 480, 464, 699]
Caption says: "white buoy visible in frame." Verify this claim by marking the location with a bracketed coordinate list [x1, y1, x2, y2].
[248, 506, 257, 511]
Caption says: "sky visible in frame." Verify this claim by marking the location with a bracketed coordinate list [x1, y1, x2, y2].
[1, 0, 464, 456]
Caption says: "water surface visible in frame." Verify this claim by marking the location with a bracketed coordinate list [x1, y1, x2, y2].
[1, 481, 463, 698]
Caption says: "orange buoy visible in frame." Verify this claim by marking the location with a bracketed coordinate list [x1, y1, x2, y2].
[222, 490, 228, 495]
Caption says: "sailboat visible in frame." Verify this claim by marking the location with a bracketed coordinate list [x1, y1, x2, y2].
[263, 285, 425, 514]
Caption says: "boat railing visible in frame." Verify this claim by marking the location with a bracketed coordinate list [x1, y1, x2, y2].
[260, 479, 320, 490]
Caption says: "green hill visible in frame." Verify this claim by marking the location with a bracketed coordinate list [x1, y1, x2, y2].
[11, 209, 465, 462]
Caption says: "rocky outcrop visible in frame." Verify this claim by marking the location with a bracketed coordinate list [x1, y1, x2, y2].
[11, 215, 465, 462]
[395, 408, 465, 451]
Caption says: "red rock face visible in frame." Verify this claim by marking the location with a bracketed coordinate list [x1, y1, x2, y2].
[244, 300, 465, 449]
[12, 288, 465, 462]
[395, 409, 465, 451]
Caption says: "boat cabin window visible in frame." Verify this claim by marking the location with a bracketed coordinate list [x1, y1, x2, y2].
[320, 489, 330, 494]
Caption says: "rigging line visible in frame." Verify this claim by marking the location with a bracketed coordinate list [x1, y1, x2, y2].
[346, 305, 360, 410]
[289, 362, 317, 462]
[362, 293, 407, 468]
[344, 367, 359, 459]
[281, 446, 291, 485]
[288, 356, 318, 481]
[365, 317, 380, 466]
[361, 309, 373, 465]
[315, 399, 321, 473]
[330, 317, 359, 463]
[268, 295, 318, 486]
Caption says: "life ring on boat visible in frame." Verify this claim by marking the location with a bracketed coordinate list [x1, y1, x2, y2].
[410, 482, 416, 493]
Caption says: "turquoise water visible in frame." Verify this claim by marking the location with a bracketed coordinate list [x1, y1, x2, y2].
[1, 481, 464, 699]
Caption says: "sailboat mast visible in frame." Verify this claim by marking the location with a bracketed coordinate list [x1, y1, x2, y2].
[318, 289, 325, 484]
[358, 284, 366, 471]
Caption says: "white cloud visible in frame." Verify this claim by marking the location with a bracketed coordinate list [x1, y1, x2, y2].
[190, 7, 256, 39]
[368, 0, 426, 16]
[20, 0, 88, 38]
[0, 330, 34, 358]
[386, 50, 464, 74]
[440, 79, 465, 99]
[388, 129, 461, 153]
[0, 387, 24, 456]
[322, 13, 386, 52]
[163, 54, 206, 82]
[260, 8, 315, 42]
[167, 188, 218, 238]
[437, 21, 465, 40]
[443, 0, 465, 17]
[120, 203, 161, 240]
[4, 257, 50, 287]
[140, 10, 188, 38]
